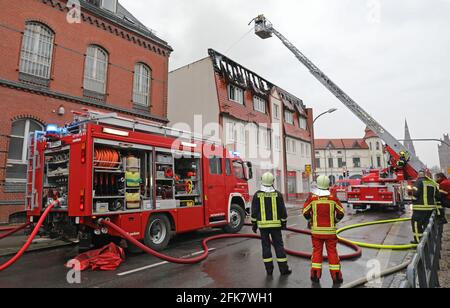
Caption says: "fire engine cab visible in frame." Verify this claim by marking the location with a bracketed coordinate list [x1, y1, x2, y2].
[25, 111, 253, 251]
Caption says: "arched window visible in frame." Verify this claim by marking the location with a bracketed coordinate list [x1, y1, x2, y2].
[6, 119, 43, 183]
[83, 45, 108, 95]
[19, 22, 55, 79]
[133, 63, 151, 107]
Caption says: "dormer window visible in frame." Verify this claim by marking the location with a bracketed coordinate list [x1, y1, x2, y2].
[87, 0, 117, 13]
[101, 0, 118, 13]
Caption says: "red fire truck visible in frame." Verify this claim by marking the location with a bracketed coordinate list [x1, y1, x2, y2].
[346, 146, 416, 211]
[25, 111, 253, 252]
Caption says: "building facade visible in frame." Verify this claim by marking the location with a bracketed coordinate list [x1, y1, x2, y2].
[315, 128, 388, 182]
[0, 0, 172, 223]
[439, 134, 450, 175]
[168, 49, 314, 199]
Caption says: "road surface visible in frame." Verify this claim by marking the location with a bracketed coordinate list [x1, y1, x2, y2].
[0, 204, 414, 288]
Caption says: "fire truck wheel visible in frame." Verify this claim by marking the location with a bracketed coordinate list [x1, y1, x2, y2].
[144, 214, 172, 251]
[223, 204, 245, 234]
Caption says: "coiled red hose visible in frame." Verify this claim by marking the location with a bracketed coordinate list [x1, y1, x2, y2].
[102, 220, 362, 264]
[0, 202, 56, 272]
[0, 223, 30, 240]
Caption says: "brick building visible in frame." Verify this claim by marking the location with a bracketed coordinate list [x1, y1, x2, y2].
[168, 49, 314, 199]
[315, 128, 388, 182]
[0, 0, 172, 223]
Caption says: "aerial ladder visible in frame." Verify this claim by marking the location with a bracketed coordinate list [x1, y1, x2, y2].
[250, 15, 426, 179]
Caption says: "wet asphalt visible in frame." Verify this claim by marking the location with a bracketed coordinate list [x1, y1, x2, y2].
[0, 204, 414, 288]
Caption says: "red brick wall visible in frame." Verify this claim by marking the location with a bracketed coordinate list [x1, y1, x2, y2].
[0, 0, 171, 223]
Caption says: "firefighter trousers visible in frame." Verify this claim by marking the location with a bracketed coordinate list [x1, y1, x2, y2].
[260, 228, 288, 271]
[411, 211, 433, 243]
[311, 235, 342, 281]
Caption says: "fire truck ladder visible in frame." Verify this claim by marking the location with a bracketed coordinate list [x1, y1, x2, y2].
[72, 110, 222, 145]
[250, 15, 426, 172]
[25, 132, 42, 211]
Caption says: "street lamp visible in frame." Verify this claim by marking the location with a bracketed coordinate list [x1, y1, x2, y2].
[311, 108, 338, 179]
[314, 108, 338, 124]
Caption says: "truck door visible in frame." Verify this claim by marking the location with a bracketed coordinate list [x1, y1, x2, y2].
[204, 155, 227, 224]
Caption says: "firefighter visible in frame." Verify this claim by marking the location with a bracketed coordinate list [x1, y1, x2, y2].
[396, 151, 410, 169]
[435, 173, 449, 225]
[411, 170, 441, 244]
[251, 172, 292, 276]
[303, 175, 345, 284]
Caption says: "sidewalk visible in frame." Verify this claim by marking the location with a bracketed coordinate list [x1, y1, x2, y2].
[0, 233, 73, 257]
[439, 214, 450, 288]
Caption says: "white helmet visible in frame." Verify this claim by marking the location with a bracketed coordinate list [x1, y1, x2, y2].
[316, 175, 331, 190]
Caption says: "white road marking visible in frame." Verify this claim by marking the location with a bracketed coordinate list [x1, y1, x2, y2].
[117, 248, 216, 276]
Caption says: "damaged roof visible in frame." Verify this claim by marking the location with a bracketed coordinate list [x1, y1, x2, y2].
[208, 49, 273, 97]
[277, 87, 308, 117]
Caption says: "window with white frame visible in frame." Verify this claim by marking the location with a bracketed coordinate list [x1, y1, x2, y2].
[6, 119, 43, 182]
[133, 63, 151, 107]
[84, 45, 108, 94]
[286, 138, 296, 154]
[19, 22, 54, 80]
[101, 0, 118, 12]
[262, 129, 271, 150]
[274, 135, 281, 151]
[273, 104, 280, 119]
[285, 110, 294, 125]
[226, 122, 235, 143]
[253, 96, 266, 113]
[228, 85, 244, 104]
[299, 117, 307, 130]
[301, 143, 305, 156]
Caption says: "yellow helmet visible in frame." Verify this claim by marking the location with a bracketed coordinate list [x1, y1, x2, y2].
[261, 172, 275, 187]
[316, 175, 331, 190]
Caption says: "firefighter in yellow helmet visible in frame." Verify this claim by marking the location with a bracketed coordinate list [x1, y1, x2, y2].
[411, 170, 441, 244]
[251, 172, 292, 276]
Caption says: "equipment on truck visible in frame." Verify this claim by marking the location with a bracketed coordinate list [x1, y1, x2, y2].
[25, 110, 253, 252]
[250, 15, 426, 209]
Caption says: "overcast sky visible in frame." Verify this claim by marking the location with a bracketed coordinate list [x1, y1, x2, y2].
[122, 0, 449, 167]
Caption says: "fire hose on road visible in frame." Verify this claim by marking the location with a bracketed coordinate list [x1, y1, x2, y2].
[0, 209, 415, 274]
[0, 223, 30, 241]
[100, 219, 362, 264]
[337, 218, 418, 250]
[0, 202, 56, 272]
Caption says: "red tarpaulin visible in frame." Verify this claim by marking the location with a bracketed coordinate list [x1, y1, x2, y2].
[67, 243, 126, 271]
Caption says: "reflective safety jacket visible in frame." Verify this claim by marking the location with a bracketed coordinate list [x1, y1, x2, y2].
[303, 194, 345, 236]
[251, 190, 288, 229]
[412, 177, 440, 212]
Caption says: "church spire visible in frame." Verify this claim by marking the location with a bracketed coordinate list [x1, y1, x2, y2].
[404, 120, 416, 156]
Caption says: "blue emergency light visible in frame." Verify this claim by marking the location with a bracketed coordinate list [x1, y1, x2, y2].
[46, 124, 59, 134]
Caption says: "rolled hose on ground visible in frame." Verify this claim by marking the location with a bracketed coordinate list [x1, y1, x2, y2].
[101, 219, 362, 265]
[0, 202, 56, 272]
[336, 218, 418, 250]
[340, 260, 412, 288]
[0, 223, 30, 240]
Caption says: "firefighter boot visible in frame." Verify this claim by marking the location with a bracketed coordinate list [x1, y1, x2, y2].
[332, 271, 344, 285]
[311, 268, 322, 283]
[279, 262, 292, 276]
[265, 262, 274, 276]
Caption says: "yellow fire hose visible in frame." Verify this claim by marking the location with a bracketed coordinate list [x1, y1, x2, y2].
[336, 218, 418, 250]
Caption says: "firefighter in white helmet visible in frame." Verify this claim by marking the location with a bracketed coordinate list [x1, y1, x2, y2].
[303, 175, 345, 284]
[251, 172, 292, 276]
